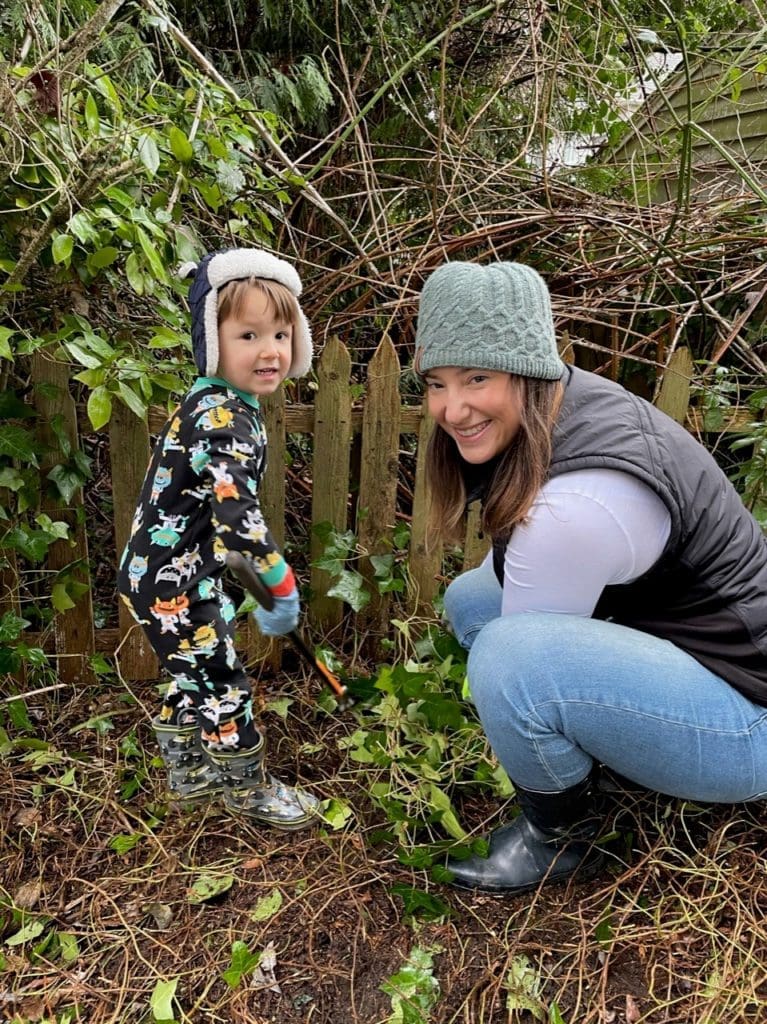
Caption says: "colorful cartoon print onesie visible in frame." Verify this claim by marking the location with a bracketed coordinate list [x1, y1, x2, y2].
[117, 378, 293, 749]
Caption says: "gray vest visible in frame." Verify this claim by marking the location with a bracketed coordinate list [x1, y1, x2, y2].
[493, 366, 767, 705]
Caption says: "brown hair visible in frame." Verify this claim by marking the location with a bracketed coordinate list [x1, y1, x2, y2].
[217, 277, 299, 326]
[423, 374, 564, 545]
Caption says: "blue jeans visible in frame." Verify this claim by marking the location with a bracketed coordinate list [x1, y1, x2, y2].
[444, 562, 767, 802]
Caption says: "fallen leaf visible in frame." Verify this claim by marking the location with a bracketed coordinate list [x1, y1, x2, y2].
[626, 994, 641, 1023]
[19, 996, 46, 1020]
[251, 940, 281, 995]
[14, 808, 41, 828]
[14, 881, 41, 910]
[145, 902, 174, 930]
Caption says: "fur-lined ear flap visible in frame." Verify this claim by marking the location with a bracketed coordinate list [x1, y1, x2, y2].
[177, 261, 199, 280]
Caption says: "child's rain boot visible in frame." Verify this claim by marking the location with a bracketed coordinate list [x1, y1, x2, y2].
[152, 714, 224, 803]
[206, 732, 319, 830]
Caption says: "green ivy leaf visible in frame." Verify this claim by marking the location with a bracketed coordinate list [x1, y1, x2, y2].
[320, 798, 354, 830]
[389, 884, 452, 922]
[0, 424, 39, 465]
[57, 931, 80, 963]
[150, 976, 178, 1021]
[125, 251, 145, 294]
[188, 873, 234, 904]
[0, 612, 31, 643]
[84, 91, 99, 133]
[265, 696, 293, 718]
[117, 381, 147, 420]
[327, 569, 370, 612]
[51, 582, 76, 612]
[51, 234, 74, 265]
[249, 889, 283, 922]
[0, 389, 33, 418]
[87, 386, 113, 430]
[5, 918, 48, 946]
[89, 246, 119, 270]
[0, 467, 26, 491]
[136, 133, 160, 177]
[504, 955, 545, 1020]
[222, 940, 261, 989]
[109, 832, 143, 855]
[169, 125, 194, 163]
[426, 784, 466, 839]
[48, 464, 85, 503]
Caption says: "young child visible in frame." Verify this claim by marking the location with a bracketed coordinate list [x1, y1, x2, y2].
[117, 248, 319, 829]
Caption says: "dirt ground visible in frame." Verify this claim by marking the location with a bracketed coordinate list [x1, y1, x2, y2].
[3, 665, 767, 1024]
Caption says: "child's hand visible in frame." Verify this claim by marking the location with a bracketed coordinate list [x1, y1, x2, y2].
[253, 589, 300, 636]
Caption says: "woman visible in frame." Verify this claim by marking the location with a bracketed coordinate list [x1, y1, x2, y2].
[415, 261, 767, 893]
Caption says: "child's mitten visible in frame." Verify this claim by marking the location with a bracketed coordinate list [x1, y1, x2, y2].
[253, 588, 300, 636]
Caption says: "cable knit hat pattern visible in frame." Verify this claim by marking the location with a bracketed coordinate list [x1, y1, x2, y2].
[415, 261, 564, 380]
[181, 248, 313, 378]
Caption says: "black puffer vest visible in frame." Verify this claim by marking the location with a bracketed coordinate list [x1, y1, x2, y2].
[492, 366, 767, 705]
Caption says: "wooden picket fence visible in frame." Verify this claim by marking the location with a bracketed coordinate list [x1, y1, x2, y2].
[20, 335, 744, 684]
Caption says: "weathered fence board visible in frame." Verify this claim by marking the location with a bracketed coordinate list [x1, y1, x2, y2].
[463, 502, 490, 570]
[33, 354, 95, 685]
[409, 399, 442, 609]
[357, 336, 401, 637]
[309, 336, 352, 630]
[248, 387, 286, 665]
[109, 400, 159, 681]
[654, 347, 694, 423]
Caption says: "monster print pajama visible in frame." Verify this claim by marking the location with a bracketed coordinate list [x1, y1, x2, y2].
[117, 379, 296, 750]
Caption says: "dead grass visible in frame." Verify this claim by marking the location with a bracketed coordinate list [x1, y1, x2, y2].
[2, 669, 766, 1024]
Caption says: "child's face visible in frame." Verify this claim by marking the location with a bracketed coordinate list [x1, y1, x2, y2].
[217, 287, 293, 396]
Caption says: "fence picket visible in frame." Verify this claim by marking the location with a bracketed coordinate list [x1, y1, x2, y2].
[357, 336, 401, 636]
[32, 354, 94, 684]
[248, 388, 286, 665]
[309, 336, 352, 629]
[463, 502, 490, 570]
[409, 398, 441, 609]
[109, 400, 159, 681]
[655, 347, 694, 423]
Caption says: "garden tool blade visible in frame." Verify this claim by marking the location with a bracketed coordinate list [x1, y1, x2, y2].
[226, 551, 349, 703]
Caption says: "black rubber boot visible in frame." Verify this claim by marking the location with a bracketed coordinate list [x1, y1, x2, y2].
[446, 775, 603, 893]
[152, 714, 224, 803]
[206, 732, 320, 831]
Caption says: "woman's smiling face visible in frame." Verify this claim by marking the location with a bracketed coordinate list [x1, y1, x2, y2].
[424, 366, 523, 463]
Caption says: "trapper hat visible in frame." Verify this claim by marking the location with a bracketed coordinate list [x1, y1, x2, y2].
[181, 248, 313, 378]
[415, 261, 564, 381]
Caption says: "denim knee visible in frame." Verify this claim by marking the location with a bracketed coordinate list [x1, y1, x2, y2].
[466, 614, 554, 716]
[443, 564, 502, 650]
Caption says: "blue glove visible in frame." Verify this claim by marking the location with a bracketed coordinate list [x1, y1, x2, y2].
[253, 588, 300, 637]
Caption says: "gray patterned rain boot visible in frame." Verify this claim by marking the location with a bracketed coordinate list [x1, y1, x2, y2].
[206, 732, 319, 830]
[152, 714, 224, 803]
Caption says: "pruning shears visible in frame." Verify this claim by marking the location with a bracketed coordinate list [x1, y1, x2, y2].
[226, 550, 349, 706]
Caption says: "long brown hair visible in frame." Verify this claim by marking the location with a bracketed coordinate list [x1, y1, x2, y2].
[424, 375, 564, 545]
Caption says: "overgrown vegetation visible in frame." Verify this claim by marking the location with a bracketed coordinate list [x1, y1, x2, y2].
[2, 0, 767, 1020]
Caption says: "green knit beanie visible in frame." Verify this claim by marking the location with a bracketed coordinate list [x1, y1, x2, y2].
[415, 261, 564, 380]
